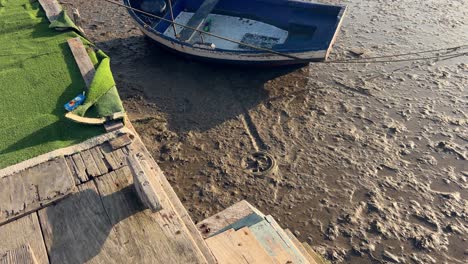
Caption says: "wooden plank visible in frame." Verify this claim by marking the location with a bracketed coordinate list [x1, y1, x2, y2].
[205, 229, 249, 264]
[0, 157, 76, 225]
[94, 167, 208, 263]
[67, 37, 95, 88]
[108, 134, 132, 150]
[0, 244, 38, 264]
[111, 148, 128, 168]
[79, 150, 100, 177]
[38, 181, 123, 263]
[197, 200, 265, 239]
[64, 156, 80, 185]
[99, 144, 121, 171]
[264, 215, 309, 264]
[126, 136, 217, 263]
[38, 0, 62, 22]
[89, 147, 109, 175]
[70, 153, 89, 183]
[127, 154, 162, 212]
[233, 227, 275, 263]
[284, 229, 317, 264]
[301, 243, 330, 264]
[249, 220, 303, 264]
[0, 214, 49, 264]
[179, 0, 220, 42]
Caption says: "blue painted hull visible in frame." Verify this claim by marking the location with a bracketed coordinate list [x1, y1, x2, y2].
[125, 0, 346, 65]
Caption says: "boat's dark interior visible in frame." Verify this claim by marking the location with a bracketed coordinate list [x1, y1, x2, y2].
[128, 0, 345, 51]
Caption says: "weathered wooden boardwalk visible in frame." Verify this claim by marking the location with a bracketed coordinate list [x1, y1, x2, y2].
[0, 122, 218, 263]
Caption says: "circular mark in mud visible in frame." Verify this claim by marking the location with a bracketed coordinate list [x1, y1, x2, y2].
[242, 151, 277, 177]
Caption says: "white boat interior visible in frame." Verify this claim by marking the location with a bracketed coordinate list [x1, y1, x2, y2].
[162, 12, 289, 50]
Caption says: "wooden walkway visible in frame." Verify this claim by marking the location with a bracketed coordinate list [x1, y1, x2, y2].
[0, 124, 217, 263]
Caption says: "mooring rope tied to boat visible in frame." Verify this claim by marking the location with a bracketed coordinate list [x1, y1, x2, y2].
[103, 0, 467, 64]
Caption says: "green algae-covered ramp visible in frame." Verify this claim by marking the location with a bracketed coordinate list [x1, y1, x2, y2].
[0, 0, 122, 169]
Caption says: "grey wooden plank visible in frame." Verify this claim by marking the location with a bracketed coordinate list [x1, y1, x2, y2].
[179, 0, 220, 42]
[127, 154, 162, 212]
[127, 137, 217, 263]
[65, 157, 80, 185]
[79, 150, 100, 178]
[67, 38, 95, 88]
[0, 244, 38, 264]
[0, 158, 76, 225]
[197, 200, 265, 239]
[94, 167, 208, 263]
[89, 147, 109, 175]
[38, 0, 62, 22]
[99, 144, 121, 171]
[38, 181, 122, 264]
[70, 153, 89, 183]
[111, 148, 128, 167]
[0, 214, 49, 264]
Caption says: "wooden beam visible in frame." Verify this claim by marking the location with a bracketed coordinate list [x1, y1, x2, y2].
[127, 154, 162, 212]
[38, 0, 62, 23]
[284, 229, 318, 264]
[0, 214, 48, 264]
[0, 244, 38, 264]
[0, 158, 76, 225]
[124, 123, 217, 263]
[67, 38, 95, 89]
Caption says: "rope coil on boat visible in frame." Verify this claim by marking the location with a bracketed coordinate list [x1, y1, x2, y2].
[103, 0, 467, 64]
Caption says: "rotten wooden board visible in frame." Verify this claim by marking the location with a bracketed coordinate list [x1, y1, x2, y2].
[0, 214, 49, 264]
[99, 144, 123, 171]
[89, 147, 109, 175]
[0, 244, 38, 264]
[284, 229, 317, 264]
[69, 153, 89, 183]
[197, 200, 265, 239]
[79, 150, 100, 178]
[38, 181, 123, 264]
[38, 0, 62, 22]
[127, 154, 162, 212]
[67, 38, 95, 88]
[126, 136, 217, 264]
[94, 167, 208, 263]
[0, 157, 75, 225]
[108, 134, 132, 150]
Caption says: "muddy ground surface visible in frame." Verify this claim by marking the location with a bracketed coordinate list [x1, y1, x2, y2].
[70, 0, 467, 263]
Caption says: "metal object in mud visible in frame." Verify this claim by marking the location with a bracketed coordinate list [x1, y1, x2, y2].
[243, 151, 277, 177]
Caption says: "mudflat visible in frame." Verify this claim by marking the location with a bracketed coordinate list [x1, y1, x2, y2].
[71, 0, 467, 263]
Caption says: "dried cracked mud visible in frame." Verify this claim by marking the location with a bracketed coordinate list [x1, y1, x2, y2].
[70, 0, 467, 263]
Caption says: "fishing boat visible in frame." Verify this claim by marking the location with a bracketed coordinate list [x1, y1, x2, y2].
[123, 0, 346, 65]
